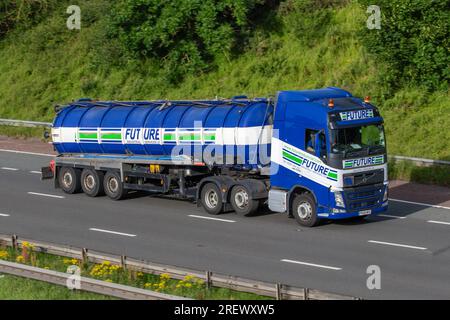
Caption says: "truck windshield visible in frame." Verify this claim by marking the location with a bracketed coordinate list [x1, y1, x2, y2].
[330, 124, 385, 156]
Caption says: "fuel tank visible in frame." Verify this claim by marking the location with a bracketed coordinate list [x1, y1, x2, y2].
[51, 99, 273, 166]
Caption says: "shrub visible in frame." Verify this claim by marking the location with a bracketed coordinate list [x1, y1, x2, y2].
[0, 0, 58, 37]
[108, 0, 275, 82]
[357, 0, 450, 91]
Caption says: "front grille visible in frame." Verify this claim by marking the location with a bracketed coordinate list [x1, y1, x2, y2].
[344, 184, 384, 211]
[344, 169, 384, 187]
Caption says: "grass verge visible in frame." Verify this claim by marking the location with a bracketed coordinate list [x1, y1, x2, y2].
[0, 126, 48, 139]
[0, 242, 271, 300]
[0, 274, 115, 300]
[388, 160, 450, 187]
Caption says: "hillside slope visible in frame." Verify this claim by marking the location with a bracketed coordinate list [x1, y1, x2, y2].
[0, 1, 448, 160]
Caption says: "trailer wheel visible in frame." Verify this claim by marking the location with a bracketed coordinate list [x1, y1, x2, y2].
[230, 185, 259, 216]
[81, 169, 104, 197]
[104, 171, 125, 200]
[292, 193, 319, 227]
[201, 183, 224, 215]
[59, 167, 81, 194]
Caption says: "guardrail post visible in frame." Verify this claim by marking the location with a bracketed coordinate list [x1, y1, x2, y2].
[81, 248, 88, 264]
[303, 288, 309, 300]
[276, 283, 282, 300]
[121, 255, 127, 270]
[11, 235, 18, 251]
[205, 271, 212, 289]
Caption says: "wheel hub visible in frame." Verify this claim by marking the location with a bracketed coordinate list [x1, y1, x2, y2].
[63, 172, 73, 188]
[85, 175, 95, 190]
[234, 189, 249, 209]
[108, 177, 118, 193]
[297, 202, 312, 220]
[205, 190, 219, 209]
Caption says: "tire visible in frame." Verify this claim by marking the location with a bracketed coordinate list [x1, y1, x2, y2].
[81, 169, 104, 197]
[292, 193, 319, 227]
[230, 185, 260, 216]
[104, 171, 126, 200]
[200, 183, 224, 215]
[58, 167, 81, 194]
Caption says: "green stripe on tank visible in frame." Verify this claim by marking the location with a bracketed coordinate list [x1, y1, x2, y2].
[164, 134, 176, 141]
[203, 134, 216, 141]
[101, 133, 122, 140]
[179, 134, 201, 141]
[79, 133, 98, 139]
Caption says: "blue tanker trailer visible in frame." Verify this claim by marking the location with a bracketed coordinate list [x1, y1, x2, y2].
[42, 87, 389, 226]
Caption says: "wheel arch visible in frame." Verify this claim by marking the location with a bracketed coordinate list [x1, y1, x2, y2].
[287, 185, 317, 216]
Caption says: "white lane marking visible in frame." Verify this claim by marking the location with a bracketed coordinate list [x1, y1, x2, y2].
[30, 171, 41, 174]
[390, 198, 450, 210]
[281, 259, 342, 271]
[368, 240, 427, 251]
[428, 220, 450, 226]
[0, 213, 10, 217]
[188, 215, 236, 223]
[1, 167, 19, 171]
[0, 149, 53, 157]
[27, 192, 65, 199]
[89, 228, 136, 237]
[377, 214, 406, 219]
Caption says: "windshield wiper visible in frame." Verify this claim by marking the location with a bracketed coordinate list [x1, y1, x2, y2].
[368, 145, 385, 155]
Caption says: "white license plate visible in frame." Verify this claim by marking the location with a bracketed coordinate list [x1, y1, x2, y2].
[359, 210, 371, 216]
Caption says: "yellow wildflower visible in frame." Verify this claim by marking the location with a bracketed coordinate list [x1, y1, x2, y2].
[184, 275, 193, 281]
[160, 273, 171, 280]
[16, 255, 24, 263]
[22, 241, 34, 249]
[0, 251, 8, 260]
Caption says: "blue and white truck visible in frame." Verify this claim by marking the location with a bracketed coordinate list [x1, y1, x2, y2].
[42, 87, 388, 227]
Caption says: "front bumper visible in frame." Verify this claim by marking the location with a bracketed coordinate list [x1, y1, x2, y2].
[317, 202, 388, 219]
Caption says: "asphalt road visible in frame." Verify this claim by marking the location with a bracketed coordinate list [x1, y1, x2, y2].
[0, 150, 449, 299]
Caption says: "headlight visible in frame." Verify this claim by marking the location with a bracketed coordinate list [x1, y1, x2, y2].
[334, 191, 345, 208]
[383, 187, 388, 202]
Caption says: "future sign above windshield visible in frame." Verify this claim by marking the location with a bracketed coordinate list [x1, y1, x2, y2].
[339, 109, 374, 121]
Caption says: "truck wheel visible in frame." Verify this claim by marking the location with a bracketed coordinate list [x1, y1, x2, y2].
[292, 193, 319, 227]
[104, 171, 125, 200]
[230, 185, 259, 216]
[59, 167, 81, 194]
[81, 169, 104, 197]
[201, 183, 224, 215]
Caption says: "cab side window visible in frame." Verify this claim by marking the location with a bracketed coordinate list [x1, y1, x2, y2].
[305, 129, 318, 155]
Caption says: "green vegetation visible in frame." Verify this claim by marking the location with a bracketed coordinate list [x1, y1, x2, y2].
[0, 242, 270, 300]
[0, 275, 115, 300]
[388, 160, 450, 187]
[0, 0, 448, 163]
